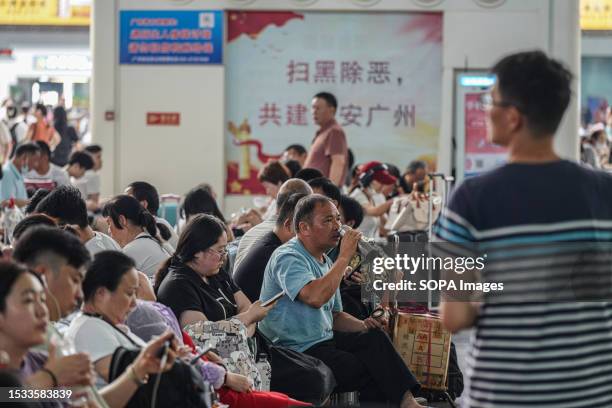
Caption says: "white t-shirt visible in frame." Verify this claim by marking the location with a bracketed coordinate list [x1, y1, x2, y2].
[66, 313, 145, 386]
[350, 187, 386, 239]
[155, 216, 178, 250]
[6, 118, 28, 145]
[85, 231, 121, 256]
[123, 232, 170, 278]
[25, 164, 70, 188]
[72, 170, 100, 199]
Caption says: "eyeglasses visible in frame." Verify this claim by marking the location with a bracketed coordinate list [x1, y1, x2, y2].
[208, 247, 228, 258]
[480, 93, 515, 110]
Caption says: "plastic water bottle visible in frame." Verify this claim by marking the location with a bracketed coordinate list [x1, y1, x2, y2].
[339, 224, 380, 254]
[3, 198, 23, 245]
[49, 331, 107, 408]
[255, 353, 272, 391]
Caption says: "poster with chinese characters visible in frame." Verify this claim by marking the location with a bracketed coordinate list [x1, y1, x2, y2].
[464, 92, 507, 178]
[225, 11, 442, 195]
[119, 10, 223, 65]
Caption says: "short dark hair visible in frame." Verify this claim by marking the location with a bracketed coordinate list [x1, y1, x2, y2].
[12, 214, 57, 242]
[285, 144, 307, 156]
[181, 185, 226, 223]
[15, 143, 40, 158]
[283, 159, 302, 177]
[25, 189, 50, 215]
[35, 141, 51, 158]
[83, 251, 135, 302]
[339, 195, 364, 228]
[276, 193, 307, 228]
[293, 194, 333, 232]
[84, 144, 102, 154]
[127, 181, 160, 214]
[34, 103, 47, 117]
[385, 163, 401, 179]
[491, 50, 572, 136]
[258, 160, 290, 185]
[314, 92, 338, 110]
[294, 168, 324, 182]
[68, 151, 94, 170]
[13, 226, 91, 269]
[406, 160, 427, 175]
[35, 185, 88, 228]
[308, 177, 341, 204]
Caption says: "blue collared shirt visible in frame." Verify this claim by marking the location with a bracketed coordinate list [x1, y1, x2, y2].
[259, 237, 342, 352]
[0, 161, 27, 201]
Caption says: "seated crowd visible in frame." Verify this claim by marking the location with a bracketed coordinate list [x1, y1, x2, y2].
[0, 129, 438, 407]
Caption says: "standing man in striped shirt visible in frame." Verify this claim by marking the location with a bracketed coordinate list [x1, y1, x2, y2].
[437, 51, 612, 407]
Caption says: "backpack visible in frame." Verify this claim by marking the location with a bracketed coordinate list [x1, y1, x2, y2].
[86, 313, 211, 408]
[255, 330, 336, 406]
[109, 346, 211, 408]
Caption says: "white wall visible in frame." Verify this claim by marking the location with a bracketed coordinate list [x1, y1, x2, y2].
[92, 0, 580, 216]
[583, 33, 612, 57]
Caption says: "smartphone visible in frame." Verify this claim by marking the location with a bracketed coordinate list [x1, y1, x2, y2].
[261, 291, 285, 307]
[155, 340, 171, 359]
[189, 344, 216, 365]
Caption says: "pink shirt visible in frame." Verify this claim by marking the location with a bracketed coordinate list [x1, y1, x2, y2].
[304, 119, 348, 184]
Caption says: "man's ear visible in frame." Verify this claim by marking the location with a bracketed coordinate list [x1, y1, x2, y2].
[284, 218, 293, 233]
[139, 200, 148, 210]
[298, 220, 310, 237]
[507, 107, 523, 133]
[346, 220, 355, 228]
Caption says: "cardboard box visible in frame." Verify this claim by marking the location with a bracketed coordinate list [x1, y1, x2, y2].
[392, 313, 452, 390]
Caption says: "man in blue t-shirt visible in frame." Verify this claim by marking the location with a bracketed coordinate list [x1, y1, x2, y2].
[0, 143, 40, 207]
[260, 194, 423, 408]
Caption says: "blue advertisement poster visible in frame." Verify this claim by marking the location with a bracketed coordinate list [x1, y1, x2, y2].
[119, 10, 223, 64]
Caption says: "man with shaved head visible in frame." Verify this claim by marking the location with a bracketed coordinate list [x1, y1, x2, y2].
[234, 178, 312, 271]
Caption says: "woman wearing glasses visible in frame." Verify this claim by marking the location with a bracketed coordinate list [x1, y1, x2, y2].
[155, 214, 271, 334]
[154, 214, 274, 390]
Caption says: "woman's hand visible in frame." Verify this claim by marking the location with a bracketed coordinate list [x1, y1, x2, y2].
[225, 372, 253, 393]
[205, 351, 224, 365]
[45, 342, 95, 386]
[133, 331, 177, 378]
[246, 300, 274, 324]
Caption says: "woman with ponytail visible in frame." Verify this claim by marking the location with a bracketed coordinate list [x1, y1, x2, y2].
[102, 195, 170, 279]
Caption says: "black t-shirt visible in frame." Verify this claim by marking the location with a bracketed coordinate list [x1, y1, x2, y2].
[233, 231, 283, 302]
[156, 262, 240, 323]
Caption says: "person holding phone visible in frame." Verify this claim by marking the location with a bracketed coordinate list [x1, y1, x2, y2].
[65, 251, 179, 405]
[155, 214, 275, 336]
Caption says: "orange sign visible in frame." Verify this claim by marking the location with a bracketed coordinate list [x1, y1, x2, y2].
[147, 112, 180, 126]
